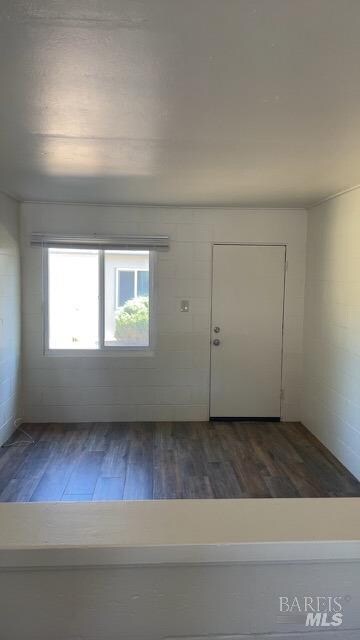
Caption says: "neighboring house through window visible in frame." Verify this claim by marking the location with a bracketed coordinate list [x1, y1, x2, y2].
[116, 269, 150, 308]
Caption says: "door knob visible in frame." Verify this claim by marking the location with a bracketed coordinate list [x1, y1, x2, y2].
[212, 339, 220, 346]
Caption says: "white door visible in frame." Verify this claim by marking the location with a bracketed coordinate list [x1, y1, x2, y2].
[210, 245, 285, 419]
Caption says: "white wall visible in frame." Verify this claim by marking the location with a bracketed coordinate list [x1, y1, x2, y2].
[21, 203, 307, 423]
[303, 189, 360, 480]
[0, 192, 21, 444]
[1, 562, 359, 640]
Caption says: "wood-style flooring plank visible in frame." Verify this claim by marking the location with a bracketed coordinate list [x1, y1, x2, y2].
[62, 451, 105, 497]
[122, 462, 153, 500]
[0, 420, 359, 501]
[93, 477, 125, 501]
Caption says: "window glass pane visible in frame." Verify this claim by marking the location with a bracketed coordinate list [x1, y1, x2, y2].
[105, 250, 150, 347]
[117, 270, 135, 307]
[48, 248, 99, 350]
[137, 270, 149, 297]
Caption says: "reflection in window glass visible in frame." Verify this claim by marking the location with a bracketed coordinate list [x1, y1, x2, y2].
[105, 250, 150, 347]
[48, 248, 99, 350]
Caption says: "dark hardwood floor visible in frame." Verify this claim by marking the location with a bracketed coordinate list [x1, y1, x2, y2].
[0, 421, 359, 502]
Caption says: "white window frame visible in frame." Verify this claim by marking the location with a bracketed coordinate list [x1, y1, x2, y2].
[43, 248, 155, 356]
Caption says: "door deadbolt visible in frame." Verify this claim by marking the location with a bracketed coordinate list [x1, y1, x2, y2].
[214, 326, 220, 333]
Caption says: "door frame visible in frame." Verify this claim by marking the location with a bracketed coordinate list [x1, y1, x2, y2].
[208, 242, 288, 421]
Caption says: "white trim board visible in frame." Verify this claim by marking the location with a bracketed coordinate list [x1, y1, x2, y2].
[166, 634, 360, 639]
[0, 498, 359, 568]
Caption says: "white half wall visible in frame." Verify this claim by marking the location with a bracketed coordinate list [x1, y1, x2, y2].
[21, 203, 307, 423]
[0, 499, 359, 640]
[303, 189, 360, 479]
[0, 192, 21, 444]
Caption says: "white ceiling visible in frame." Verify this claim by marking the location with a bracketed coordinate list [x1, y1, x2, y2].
[1, 0, 360, 207]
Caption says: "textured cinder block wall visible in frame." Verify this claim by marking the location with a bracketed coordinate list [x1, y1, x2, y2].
[21, 203, 307, 422]
[0, 192, 21, 444]
[303, 189, 360, 479]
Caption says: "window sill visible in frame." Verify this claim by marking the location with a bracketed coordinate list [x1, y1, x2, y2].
[44, 348, 155, 358]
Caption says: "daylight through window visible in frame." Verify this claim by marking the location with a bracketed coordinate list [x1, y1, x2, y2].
[47, 248, 151, 351]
